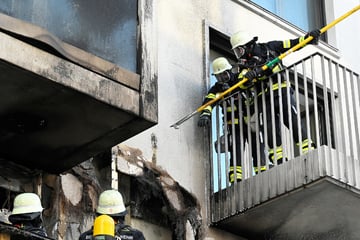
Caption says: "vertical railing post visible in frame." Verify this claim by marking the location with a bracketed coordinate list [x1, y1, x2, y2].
[321, 55, 333, 175]
[343, 67, 356, 183]
[310, 55, 322, 175]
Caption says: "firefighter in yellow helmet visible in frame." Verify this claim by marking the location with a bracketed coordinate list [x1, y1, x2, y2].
[79, 189, 145, 240]
[198, 57, 266, 182]
[8, 193, 47, 236]
[230, 30, 319, 164]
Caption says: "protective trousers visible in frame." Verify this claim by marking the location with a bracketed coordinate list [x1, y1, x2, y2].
[259, 87, 310, 164]
[228, 122, 266, 183]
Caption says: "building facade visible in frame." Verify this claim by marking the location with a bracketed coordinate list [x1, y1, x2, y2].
[1, 0, 360, 239]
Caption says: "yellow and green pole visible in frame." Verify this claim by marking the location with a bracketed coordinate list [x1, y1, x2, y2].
[170, 4, 360, 129]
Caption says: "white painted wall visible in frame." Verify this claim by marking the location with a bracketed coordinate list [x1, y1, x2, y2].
[124, 0, 360, 238]
[332, 0, 360, 73]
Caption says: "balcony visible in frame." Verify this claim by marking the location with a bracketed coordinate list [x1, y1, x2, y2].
[209, 53, 360, 239]
[0, 13, 157, 174]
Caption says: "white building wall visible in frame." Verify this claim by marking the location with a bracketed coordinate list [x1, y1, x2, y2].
[332, 0, 360, 73]
[124, 0, 360, 238]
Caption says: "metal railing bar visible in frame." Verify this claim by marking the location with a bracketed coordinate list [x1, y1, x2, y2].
[321, 55, 333, 176]
[327, 59, 341, 180]
[343, 67, 355, 183]
[353, 73, 360, 188]
[215, 104, 222, 220]
[348, 70, 359, 186]
[309, 56, 322, 175]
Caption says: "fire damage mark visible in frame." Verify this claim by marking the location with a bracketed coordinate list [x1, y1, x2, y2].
[114, 144, 203, 240]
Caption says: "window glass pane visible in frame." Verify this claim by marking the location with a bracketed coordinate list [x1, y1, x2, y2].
[251, 0, 324, 32]
[0, 0, 138, 72]
[251, 0, 276, 12]
[278, 0, 309, 30]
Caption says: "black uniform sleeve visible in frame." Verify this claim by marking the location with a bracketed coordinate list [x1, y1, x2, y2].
[200, 84, 222, 115]
[266, 37, 308, 54]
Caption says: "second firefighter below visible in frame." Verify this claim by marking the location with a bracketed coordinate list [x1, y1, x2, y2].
[198, 57, 266, 183]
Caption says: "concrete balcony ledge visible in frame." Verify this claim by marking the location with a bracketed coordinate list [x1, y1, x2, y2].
[213, 146, 360, 239]
[0, 30, 156, 173]
[0, 13, 140, 90]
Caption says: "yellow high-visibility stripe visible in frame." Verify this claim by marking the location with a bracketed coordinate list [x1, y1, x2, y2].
[272, 81, 289, 91]
[229, 173, 242, 182]
[258, 81, 289, 96]
[283, 40, 291, 48]
[270, 152, 283, 161]
[226, 106, 237, 112]
[229, 166, 242, 172]
[203, 105, 212, 112]
[229, 166, 242, 182]
[297, 138, 315, 153]
[227, 119, 239, 124]
[254, 166, 267, 173]
[272, 65, 281, 73]
[269, 146, 283, 155]
[206, 93, 216, 99]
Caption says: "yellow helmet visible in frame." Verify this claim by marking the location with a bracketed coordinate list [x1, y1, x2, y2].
[212, 57, 232, 75]
[93, 215, 115, 240]
[230, 31, 254, 49]
[12, 193, 43, 215]
[96, 190, 127, 216]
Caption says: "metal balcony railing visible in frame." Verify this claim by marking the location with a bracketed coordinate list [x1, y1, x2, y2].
[210, 52, 360, 222]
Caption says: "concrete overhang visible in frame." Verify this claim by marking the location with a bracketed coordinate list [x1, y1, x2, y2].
[0, 17, 156, 174]
[214, 147, 360, 239]
[216, 178, 360, 239]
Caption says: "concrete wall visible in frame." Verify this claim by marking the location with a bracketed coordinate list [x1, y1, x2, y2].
[123, 0, 360, 238]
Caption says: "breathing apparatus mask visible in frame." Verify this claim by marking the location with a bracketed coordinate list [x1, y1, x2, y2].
[233, 36, 258, 60]
[215, 70, 231, 84]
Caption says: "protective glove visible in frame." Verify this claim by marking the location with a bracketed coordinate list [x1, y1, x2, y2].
[240, 67, 263, 89]
[244, 67, 263, 81]
[305, 29, 321, 45]
[198, 112, 211, 127]
[244, 70, 257, 82]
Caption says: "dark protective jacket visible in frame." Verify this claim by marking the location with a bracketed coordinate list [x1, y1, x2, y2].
[201, 72, 239, 123]
[79, 223, 145, 240]
[200, 71, 257, 125]
[241, 37, 308, 91]
[8, 212, 48, 237]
